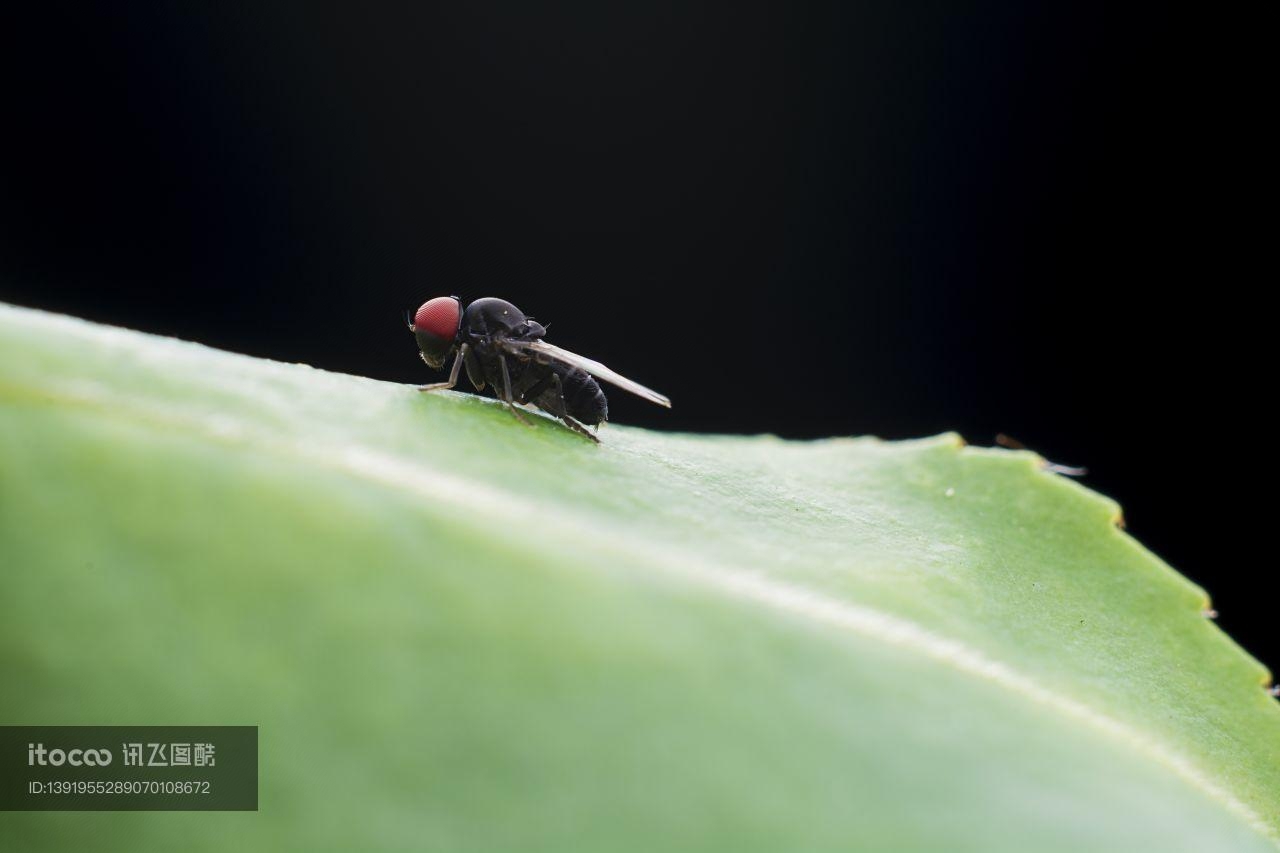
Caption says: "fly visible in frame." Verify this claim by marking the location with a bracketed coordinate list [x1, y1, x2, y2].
[407, 296, 670, 442]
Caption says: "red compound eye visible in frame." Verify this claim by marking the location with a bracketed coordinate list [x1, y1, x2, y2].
[413, 296, 460, 340]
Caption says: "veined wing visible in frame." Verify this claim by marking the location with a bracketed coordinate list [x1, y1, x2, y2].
[503, 339, 672, 408]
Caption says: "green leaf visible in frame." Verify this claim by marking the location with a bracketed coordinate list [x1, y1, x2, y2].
[1, 302, 1276, 851]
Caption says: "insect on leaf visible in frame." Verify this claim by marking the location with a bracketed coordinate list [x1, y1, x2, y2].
[1, 302, 1277, 852]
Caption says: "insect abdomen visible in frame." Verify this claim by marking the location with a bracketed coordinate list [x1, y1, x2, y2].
[560, 366, 608, 426]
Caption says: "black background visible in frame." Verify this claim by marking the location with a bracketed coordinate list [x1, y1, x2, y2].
[2, 5, 1272, 671]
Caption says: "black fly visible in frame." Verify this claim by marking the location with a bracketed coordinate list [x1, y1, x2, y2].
[408, 296, 670, 442]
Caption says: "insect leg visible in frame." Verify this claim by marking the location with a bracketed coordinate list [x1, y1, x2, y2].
[559, 414, 600, 443]
[418, 343, 467, 392]
[546, 372, 598, 443]
[517, 372, 555, 405]
[463, 344, 485, 391]
[498, 353, 533, 427]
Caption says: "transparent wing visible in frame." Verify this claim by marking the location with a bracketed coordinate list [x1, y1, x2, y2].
[501, 339, 672, 408]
